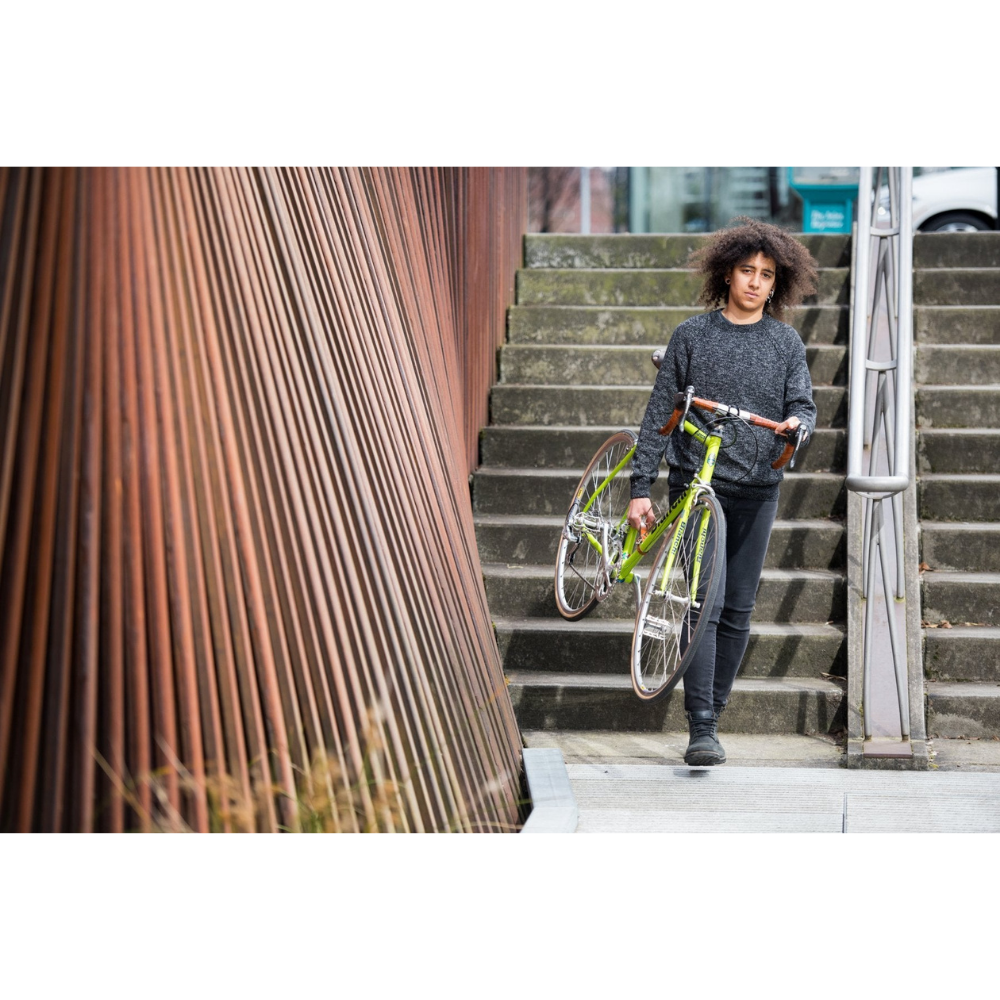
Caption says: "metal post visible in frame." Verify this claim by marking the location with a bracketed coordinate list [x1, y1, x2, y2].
[845, 166, 925, 767]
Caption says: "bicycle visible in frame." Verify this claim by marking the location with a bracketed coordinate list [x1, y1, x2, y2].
[553, 364, 808, 704]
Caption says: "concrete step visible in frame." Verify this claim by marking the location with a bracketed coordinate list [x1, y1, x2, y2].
[920, 522, 1000, 572]
[524, 233, 852, 269]
[926, 681, 1000, 738]
[916, 386, 1000, 428]
[490, 384, 846, 428]
[481, 425, 845, 472]
[913, 232, 1000, 269]
[921, 571, 1000, 627]
[929, 737, 1000, 772]
[499, 343, 847, 387]
[515, 268, 849, 308]
[506, 672, 846, 734]
[914, 306, 1000, 345]
[918, 474, 1000, 521]
[914, 268, 1000, 306]
[915, 345, 1000, 385]
[476, 515, 845, 569]
[494, 617, 845, 678]
[507, 305, 848, 345]
[923, 626, 1000, 682]
[473, 467, 846, 519]
[483, 563, 845, 622]
[917, 429, 1000, 474]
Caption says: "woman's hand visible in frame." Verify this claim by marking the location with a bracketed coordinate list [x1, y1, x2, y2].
[775, 415, 805, 439]
[627, 497, 655, 532]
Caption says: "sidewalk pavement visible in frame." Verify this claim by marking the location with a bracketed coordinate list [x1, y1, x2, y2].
[522, 730, 1000, 833]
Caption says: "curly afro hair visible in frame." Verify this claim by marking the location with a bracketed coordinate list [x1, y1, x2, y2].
[688, 217, 819, 321]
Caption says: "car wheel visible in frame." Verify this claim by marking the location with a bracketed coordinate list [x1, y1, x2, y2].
[921, 211, 994, 233]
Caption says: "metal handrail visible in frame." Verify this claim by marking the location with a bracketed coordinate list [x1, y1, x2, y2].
[846, 167, 913, 496]
[845, 166, 915, 744]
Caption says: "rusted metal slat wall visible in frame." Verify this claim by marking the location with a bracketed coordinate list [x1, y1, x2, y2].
[0, 166, 527, 832]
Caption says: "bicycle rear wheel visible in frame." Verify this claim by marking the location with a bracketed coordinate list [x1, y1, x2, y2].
[631, 492, 725, 702]
[554, 430, 637, 621]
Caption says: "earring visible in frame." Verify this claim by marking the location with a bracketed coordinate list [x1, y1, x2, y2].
[725, 278, 731, 285]
[767, 289, 774, 302]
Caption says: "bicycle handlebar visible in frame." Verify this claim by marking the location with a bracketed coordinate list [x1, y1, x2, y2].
[658, 387, 809, 470]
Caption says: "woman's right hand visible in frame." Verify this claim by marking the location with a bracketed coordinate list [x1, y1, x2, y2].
[627, 497, 655, 532]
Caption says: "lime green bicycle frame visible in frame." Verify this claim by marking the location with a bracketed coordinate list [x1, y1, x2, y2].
[579, 419, 722, 601]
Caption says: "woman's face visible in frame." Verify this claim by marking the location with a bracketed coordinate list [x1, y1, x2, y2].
[727, 252, 776, 315]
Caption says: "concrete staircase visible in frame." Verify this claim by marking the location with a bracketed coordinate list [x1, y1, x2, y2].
[915, 232, 1000, 739]
[475, 234, 852, 737]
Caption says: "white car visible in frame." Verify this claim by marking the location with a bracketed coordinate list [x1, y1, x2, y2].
[879, 167, 998, 232]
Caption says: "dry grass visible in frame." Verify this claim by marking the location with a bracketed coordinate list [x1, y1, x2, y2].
[95, 724, 408, 833]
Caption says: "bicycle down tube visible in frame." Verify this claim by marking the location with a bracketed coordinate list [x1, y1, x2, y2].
[575, 417, 723, 591]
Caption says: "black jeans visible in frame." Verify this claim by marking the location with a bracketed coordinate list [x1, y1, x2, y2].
[673, 490, 779, 716]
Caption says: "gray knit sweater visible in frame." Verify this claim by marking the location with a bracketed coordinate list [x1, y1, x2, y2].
[630, 309, 817, 502]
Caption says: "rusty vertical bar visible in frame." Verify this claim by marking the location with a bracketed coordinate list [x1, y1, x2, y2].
[111, 167, 153, 832]
[73, 168, 108, 831]
[93, 167, 126, 834]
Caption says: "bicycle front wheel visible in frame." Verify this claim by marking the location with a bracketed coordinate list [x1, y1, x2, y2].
[554, 430, 637, 621]
[631, 492, 726, 702]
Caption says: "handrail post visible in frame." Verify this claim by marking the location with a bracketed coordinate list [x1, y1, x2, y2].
[845, 166, 928, 769]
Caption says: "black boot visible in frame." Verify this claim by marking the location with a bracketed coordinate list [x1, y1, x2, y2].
[684, 709, 726, 766]
[712, 708, 727, 763]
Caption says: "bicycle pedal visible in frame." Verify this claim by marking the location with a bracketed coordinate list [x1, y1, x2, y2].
[642, 616, 676, 641]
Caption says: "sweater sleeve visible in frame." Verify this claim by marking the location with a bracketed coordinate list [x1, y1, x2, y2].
[783, 333, 817, 436]
[630, 331, 685, 499]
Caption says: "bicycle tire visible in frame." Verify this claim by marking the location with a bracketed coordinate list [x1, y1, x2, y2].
[631, 492, 726, 702]
[554, 430, 637, 621]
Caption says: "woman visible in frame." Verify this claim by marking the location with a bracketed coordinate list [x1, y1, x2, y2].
[627, 217, 819, 766]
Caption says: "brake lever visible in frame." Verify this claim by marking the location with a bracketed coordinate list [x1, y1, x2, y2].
[679, 385, 694, 428]
[659, 386, 695, 437]
[788, 425, 809, 470]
